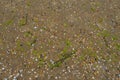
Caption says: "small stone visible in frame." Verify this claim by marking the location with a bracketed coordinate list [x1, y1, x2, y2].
[0, 62, 2, 65]
[4, 78, 8, 80]
[34, 26, 37, 29]
[52, 46, 55, 49]
[19, 69, 23, 73]
[92, 76, 95, 79]
[40, 29, 43, 32]
[72, 48, 75, 50]
[55, 76, 58, 79]
[50, 35, 54, 38]
[29, 78, 32, 80]
[2, 67, 5, 71]
[15, 73, 20, 78]
[35, 58, 38, 61]
[13, 77, 17, 80]
[50, 59, 54, 64]
[20, 74, 23, 77]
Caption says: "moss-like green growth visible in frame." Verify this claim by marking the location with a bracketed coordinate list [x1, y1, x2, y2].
[91, 7, 96, 12]
[78, 54, 86, 61]
[90, 2, 100, 12]
[42, 27, 48, 31]
[19, 15, 28, 26]
[116, 43, 120, 51]
[32, 50, 46, 67]
[49, 50, 76, 69]
[38, 58, 45, 67]
[3, 20, 13, 26]
[65, 40, 71, 47]
[110, 53, 119, 62]
[61, 47, 68, 54]
[16, 40, 24, 51]
[111, 35, 118, 41]
[79, 48, 98, 61]
[26, 1, 31, 7]
[24, 31, 33, 37]
[32, 17, 39, 23]
[98, 18, 104, 23]
[19, 18, 27, 26]
[63, 23, 68, 27]
[97, 30, 111, 37]
[49, 60, 62, 69]
[31, 39, 37, 45]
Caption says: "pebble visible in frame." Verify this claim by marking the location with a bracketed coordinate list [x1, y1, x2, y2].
[3, 78, 8, 80]
[19, 69, 23, 73]
[92, 76, 95, 79]
[40, 29, 43, 32]
[34, 26, 38, 29]
[29, 77, 32, 80]
[0, 62, 3, 65]
[2, 67, 5, 71]
[50, 59, 54, 64]
[13, 76, 17, 80]
[55, 76, 58, 79]
[20, 74, 23, 77]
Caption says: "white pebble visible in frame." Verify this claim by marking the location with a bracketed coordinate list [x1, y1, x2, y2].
[34, 26, 37, 29]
